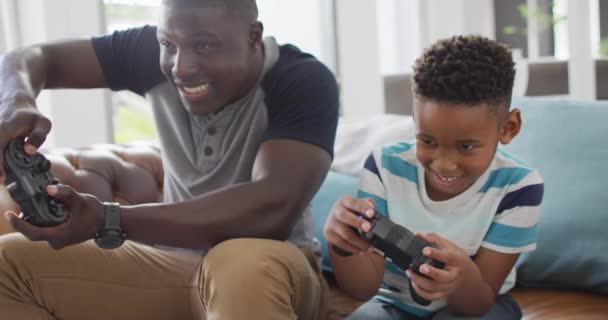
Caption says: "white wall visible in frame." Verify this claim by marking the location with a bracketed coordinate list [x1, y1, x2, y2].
[376, 0, 495, 76]
[335, 0, 385, 119]
[420, 0, 495, 47]
[567, 0, 597, 100]
[7, 0, 112, 148]
[257, 0, 336, 73]
[377, 0, 424, 75]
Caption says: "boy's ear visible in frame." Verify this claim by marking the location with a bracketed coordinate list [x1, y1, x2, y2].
[499, 108, 522, 145]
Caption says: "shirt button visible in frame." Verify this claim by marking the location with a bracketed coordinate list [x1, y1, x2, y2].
[204, 146, 213, 156]
[207, 127, 216, 135]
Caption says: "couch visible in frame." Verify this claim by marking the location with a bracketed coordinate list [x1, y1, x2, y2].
[0, 97, 607, 319]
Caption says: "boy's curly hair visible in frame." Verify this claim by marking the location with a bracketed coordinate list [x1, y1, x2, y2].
[412, 35, 515, 114]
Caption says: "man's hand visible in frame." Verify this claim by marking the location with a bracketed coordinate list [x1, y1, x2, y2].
[323, 195, 376, 256]
[405, 233, 475, 302]
[0, 95, 52, 182]
[3, 184, 104, 250]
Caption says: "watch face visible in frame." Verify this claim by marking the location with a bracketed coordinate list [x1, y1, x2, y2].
[95, 232, 125, 250]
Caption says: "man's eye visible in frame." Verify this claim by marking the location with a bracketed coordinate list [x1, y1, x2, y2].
[159, 40, 175, 50]
[195, 42, 212, 51]
[459, 144, 474, 151]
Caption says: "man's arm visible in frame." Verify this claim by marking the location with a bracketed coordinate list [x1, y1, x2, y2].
[0, 40, 107, 96]
[120, 139, 331, 250]
[0, 40, 107, 180]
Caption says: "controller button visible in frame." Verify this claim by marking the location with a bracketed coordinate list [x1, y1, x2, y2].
[38, 159, 51, 172]
[49, 199, 65, 217]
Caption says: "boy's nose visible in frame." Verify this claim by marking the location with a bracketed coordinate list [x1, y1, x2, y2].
[431, 157, 459, 175]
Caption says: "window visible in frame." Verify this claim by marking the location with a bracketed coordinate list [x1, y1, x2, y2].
[600, 0, 608, 56]
[104, 0, 159, 144]
[494, 0, 569, 59]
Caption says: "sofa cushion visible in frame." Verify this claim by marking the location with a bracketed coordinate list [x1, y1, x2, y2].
[503, 97, 608, 294]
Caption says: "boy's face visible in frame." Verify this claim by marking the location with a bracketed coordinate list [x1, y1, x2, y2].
[414, 99, 520, 201]
[157, 3, 262, 115]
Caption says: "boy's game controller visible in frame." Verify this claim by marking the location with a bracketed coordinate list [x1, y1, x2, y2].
[359, 210, 445, 306]
[3, 139, 67, 226]
[332, 209, 445, 306]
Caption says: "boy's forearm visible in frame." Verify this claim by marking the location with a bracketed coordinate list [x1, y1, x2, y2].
[445, 261, 495, 315]
[329, 249, 383, 301]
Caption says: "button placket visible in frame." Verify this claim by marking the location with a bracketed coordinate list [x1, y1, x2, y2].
[201, 124, 221, 170]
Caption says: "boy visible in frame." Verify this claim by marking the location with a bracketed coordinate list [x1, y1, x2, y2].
[324, 35, 544, 319]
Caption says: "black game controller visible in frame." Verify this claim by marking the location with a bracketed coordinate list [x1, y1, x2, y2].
[3, 139, 67, 226]
[359, 210, 445, 306]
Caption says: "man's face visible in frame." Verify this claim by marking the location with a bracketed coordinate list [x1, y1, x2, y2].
[157, 3, 261, 115]
[414, 99, 508, 201]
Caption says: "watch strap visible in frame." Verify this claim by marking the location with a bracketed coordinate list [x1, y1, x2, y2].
[102, 202, 122, 231]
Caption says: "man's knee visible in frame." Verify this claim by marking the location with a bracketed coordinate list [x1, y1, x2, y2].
[0, 233, 32, 269]
[202, 238, 309, 291]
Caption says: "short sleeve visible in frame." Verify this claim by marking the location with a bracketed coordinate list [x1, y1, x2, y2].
[357, 150, 388, 216]
[482, 171, 544, 254]
[91, 25, 166, 96]
[261, 45, 339, 158]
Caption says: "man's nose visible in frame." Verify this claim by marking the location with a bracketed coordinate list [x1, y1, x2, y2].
[172, 50, 199, 79]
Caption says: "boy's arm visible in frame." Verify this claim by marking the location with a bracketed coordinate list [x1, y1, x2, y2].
[445, 249, 519, 315]
[324, 195, 386, 300]
[330, 248, 386, 301]
[431, 174, 543, 315]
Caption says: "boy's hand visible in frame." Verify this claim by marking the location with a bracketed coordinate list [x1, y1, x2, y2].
[323, 195, 376, 255]
[405, 233, 474, 302]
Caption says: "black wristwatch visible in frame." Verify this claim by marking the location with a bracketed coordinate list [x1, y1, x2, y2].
[94, 202, 126, 249]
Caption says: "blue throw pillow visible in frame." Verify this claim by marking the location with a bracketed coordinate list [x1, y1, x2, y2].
[311, 171, 359, 272]
[505, 97, 608, 294]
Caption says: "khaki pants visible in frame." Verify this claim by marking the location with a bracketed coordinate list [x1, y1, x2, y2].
[0, 234, 328, 320]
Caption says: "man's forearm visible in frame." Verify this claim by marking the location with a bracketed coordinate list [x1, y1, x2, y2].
[120, 179, 304, 250]
[0, 48, 48, 102]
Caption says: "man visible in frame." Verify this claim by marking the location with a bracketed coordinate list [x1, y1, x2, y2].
[0, 0, 338, 319]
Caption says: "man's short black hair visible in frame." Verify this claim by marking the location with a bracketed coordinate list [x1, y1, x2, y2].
[162, 0, 258, 22]
[412, 35, 515, 115]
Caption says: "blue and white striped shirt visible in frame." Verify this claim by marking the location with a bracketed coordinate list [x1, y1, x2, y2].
[358, 142, 544, 317]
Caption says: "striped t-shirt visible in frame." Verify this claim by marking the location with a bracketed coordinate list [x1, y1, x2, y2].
[357, 142, 544, 317]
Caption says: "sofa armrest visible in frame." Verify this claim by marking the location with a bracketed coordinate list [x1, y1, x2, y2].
[0, 143, 164, 234]
[45, 143, 164, 205]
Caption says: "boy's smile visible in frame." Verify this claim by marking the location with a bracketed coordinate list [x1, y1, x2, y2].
[414, 99, 520, 201]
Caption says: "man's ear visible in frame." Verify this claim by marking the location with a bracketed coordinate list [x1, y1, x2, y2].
[499, 108, 522, 145]
[249, 21, 263, 48]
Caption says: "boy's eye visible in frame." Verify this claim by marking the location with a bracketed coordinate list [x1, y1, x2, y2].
[416, 138, 436, 148]
[421, 139, 435, 145]
[459, 144, 474, 151]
